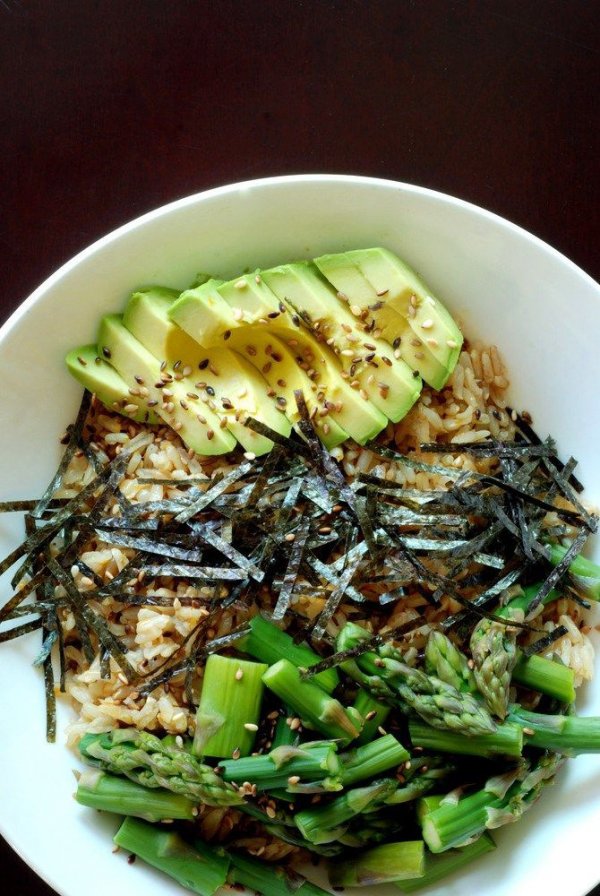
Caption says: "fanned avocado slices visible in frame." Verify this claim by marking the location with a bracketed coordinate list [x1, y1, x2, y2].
[123, 287, 291, 455]
[66, 248, 464, 455]
[314, 249, 463, 390]
[65, 344, 161, 425]
[97, 315, 235, 456]
[261, 261, 422, 422]
[169, 280, 348, 448]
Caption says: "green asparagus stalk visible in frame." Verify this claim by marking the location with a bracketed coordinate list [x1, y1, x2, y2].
[396, 834, 496, 892]
[353, 688, 392, 744]
[508, 706, 600, 754]
[470, 617, 518, 719]
[79, 730, 244, 806]
[512, 653, 575, 704]
[338, 623, 496, 736]
[195, 655, 267, 759]
[547, 544, 600, 600]
[408, 718, 523, 759]
[218, 740, 341, 792]
[339, 734, 409, 787]
[227, 850, 331, 896]
[421, 752, 562, 853]
[425, 631, 475, 693]
[75, 769, 197, 822]
[384, 758, 455, 805]
[416, 795, 444, 825]
[270, 708, 298, 748]
[329, 841, 425, 887]
[295, 779, 397, 844]
[262, 658, 359, 742]
[240, 614, 339, 693]
[113, 817, 229, 896]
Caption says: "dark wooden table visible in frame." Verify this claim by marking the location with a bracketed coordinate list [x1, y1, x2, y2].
[1, 2, 598, 894]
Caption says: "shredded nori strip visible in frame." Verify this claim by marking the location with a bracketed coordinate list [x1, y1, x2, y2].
[522, 625, 569, 657]
[525, 528, 590, 616]
[312, 550, 365, 640]
[272, 515, 312, 620]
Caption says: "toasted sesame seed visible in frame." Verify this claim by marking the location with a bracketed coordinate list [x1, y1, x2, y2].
[523, 727, 535, 736]
[290, 717, 301, 731]
[271, 352, 283, 362]
[262, 361, 272, 373]
[284, 532, 296, 542]
[367, 374, 375, 385]
[337, 291, 348, 301]
[364, 710, 377, 721]
[232, 747, 241, 759]
[427, 338, 439, 347]
[244, 722, 259, 732]
[207, 429, 214, 440]
[447, 339, 458, 348]
[128, 387, 140, 396]
[186, 392, 199, 400]
[243, 451, 256, 461]
[394, 348, 402, 359]
[182, 365, 192, 376]
[246, 345, 257, 356]
[173, 421, 183, 431]
[255, 273, 261, 283]
[234, 279, 246, 289]
[258, 318, 268, 325]
[76, 355, 88, 366]
[408, 305, 416, 318]
[376, 288, 389, 296]
[219, 417, 228, 428]
[382, 356, 392, 367]
[265, 805, 277, 819]
[377, 726, 387, 735]
[411, 338, 421, 347]
[369, 300, 384, 311]
[288, 775, 301, 786]
[124, 403, 139, 414]
[322, 422, 330, 435]
[350, 304, 362, 317]
[180, 400, 189, 410]
[360, 388, 369, 400]
[421, 319, 434, 329]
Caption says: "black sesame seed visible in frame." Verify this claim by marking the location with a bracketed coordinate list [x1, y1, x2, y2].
[198, 359, 209, 370]
[206, 385, 216, 397]
[102, 346, 111, 358]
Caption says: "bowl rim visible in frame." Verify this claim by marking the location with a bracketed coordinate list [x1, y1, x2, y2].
[1, 174, 597, 351]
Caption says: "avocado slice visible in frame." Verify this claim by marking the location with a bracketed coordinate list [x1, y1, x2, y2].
[216, 274, 388, 445]
[65, 344, 160, 425]
[123, 287, 292, 455]
[314, 250, 463, 390]
[169, 282, 348, 449]
[261, 262, 423, 423]
[97, 315, 236, 456]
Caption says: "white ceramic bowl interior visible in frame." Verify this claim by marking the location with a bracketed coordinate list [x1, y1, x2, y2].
[0, 175, 598, 896]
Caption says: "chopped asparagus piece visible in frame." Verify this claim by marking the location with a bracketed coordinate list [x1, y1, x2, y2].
[329, 840, 425, 887]
[75, 769, 197, 822]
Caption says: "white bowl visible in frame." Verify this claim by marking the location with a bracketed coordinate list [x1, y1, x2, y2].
[0, 175, 598, 896]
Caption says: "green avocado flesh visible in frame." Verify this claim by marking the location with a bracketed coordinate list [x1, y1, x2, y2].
[123, 287, 291, 455]
[314, 249, 463, 390]
[97, 315, 236, 456]
[65, 344, 161, 425]
[66, 249, 463, 455]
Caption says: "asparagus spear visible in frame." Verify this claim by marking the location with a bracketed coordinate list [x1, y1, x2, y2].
[79, 730, 244, 806]
[228, 850, 331, 895]
[383, 757, 455, 805]
[239, 613, 339, 693]
[396, 834, 496, 892]
[329, 841, 425, 887]
[508, 706, 600, 755]
[75, 769, 197, 822]
[338, 623, 496, 736]
[547, 543, 600, 600]
[421, 752, 563, 853]
[352, 688, 392, 744]
[295, 779, 397, 844]
[408, 718, 523, 759]
[194, 655, 267, 759]
[425, 631, 475, 693]
[113, 817, 229, 896]
[339, 734, 409, 787]
[470, 617, 518, 719]
[262, 658, 360, 742]
[218, 740, 341, 792]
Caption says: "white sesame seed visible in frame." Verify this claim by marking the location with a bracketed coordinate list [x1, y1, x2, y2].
[244, 722, 259, 732]
[234, 279, 246, 289]
[350, 304, 362, 317]
[421, 319, 434, 329]
[235, 668, 244, 680]
[446, 339, 458, 348]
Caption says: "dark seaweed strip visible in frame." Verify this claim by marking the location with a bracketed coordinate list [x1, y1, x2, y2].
[0, 499, 67, 513]
[73, 559, 106, 589]
[329, 539, 370, 574]
[188, 522, 264, 582]
[522, 625, 569, 657]
[418, 442, 555, 458]
[3, 602, 59, 619]
[0, 618, 44, 642]
[0, 570, 48, 623]
[508, 409, 584, 492]
[95, 530, 204, 563]
[100, 646, 111, 680]
[134, 476, 211, 486]
[32, 390, 94, 520]
[33, 626, 58, 667]
[441, 565, 528, 632]
[497, 452, 536, 562]
[541, 456, 597, 533]
[525, 528, 590, 616]
[312, 550, 366, 640]
[258, 476, 305, 570]
[301, 470, 335, 514]
[221, 518, 233, 544]
[306, 553, 366, 605]
[478, 473, 585, 525]
[42, 636, 56, 742]
[93, 593, 209, 607]
[244, 417, 311, 458]
[377, 506, 468, 530]
[368, 444, 466, 481]
[244, 446, 284, 509]
[93, 553, 150, 596]
[135, 564, 249, 581]
[48, 558, 140, 682]
[174, 461, 253, 524]
[272, 515, 311, 621]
